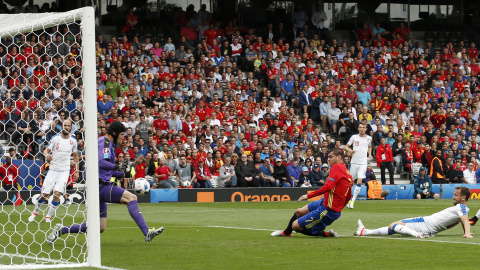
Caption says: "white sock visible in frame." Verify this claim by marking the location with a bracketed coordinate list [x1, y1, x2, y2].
[363, 226, 392, 236]
[392, 224, 421, 237]
[476, 209, 480, 219]
[351, 185, 361, 202]
[33, 200, 46, 214]
[46, 201, 60, 218]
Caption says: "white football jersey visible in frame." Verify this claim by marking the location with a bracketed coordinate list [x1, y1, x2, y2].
[424, 204, 469, 235]
[48, 134, 78, 171]
[347, 134, 372, 165]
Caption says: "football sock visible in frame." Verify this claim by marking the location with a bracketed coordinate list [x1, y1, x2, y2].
[299, 230, 329, 237]
[284, 213, 297, 235]
[46, 200, 60, 218]
[62, 223, 87, 234]
[392, 224, 421, 237]
[363, 227, 394, 236]
[33, 199, 47, 214]
[475, 209, 480, 219]
[351, 184, 361, 202]
[470, 216, 478, 225]
[127, 201, 149, 236]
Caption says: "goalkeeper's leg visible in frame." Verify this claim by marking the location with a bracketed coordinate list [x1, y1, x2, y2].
[111, 185, 163, 242]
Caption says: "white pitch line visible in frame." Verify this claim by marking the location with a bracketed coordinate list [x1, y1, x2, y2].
[94, 265, 127, 270]
[349, 235, 480, 245]
[0, 252, 72, 264]
[110, 226, 480, 245]
[108, 209, 297, 214]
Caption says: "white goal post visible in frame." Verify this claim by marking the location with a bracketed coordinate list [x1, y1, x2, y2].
[0, 7, 100, 269]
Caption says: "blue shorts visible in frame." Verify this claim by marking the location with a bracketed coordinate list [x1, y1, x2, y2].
[297, 198, 341, 235]
[99, 183, 125, 218]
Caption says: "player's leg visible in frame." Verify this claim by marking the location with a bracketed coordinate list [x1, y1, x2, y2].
[355, 219, 394, 236]
[45, 190, 62, 223]
[348, 164, 366, 208]
[271, 202, 312, 237]
[29, 171, 56, 222]
[45, 171, 69, 222]
[29, 193, 50, 222]
[117, 186, 164, 242]
[47, 200, 108, 244]
[294, 202, 340, 237]
[389, 219, 428, 238]
[469, 209, 480, 225]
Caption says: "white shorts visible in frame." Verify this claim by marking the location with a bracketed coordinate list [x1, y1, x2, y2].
[349, 163, 367, 180]
[42, 170, 70, 194]
[400, 217, 431, 235]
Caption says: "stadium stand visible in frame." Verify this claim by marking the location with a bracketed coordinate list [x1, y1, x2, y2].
[0, 2, 479, 190]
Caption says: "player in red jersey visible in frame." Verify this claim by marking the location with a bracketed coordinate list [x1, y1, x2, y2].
[271, 148, 352, 237]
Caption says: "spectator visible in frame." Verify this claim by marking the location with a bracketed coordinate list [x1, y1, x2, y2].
[297, 166, 311, 187]
[175, 155, 196, 188]
[154, 158, 177, 189]
[430, 150, 447, 184]
[235, 154, 259, 187]
[273, 158, 290, 187]
[376, 137, 395, 185]
[195, 158, 213, 188]
[219, 156, 237, 187]
[308, 163, 324, 187]
[0, 157, 19, 190]
[327, 100, 341, 134]
[414, 167, 439, 199]
[464, 163, 477, 184]
[258, 157, 277, 187]
[287, 159, 302, 187]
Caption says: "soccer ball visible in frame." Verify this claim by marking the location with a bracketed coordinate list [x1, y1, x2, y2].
[133, 178, 151, 195]
[183, 181, 191, 188]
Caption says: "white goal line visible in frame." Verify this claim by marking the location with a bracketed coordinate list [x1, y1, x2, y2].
[0, 253, 126, 270]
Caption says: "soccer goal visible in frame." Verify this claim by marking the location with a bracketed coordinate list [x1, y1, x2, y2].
[0, 7, 101, 269]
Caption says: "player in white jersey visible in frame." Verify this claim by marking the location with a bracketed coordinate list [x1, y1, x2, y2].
[344, 123, 372, 209]
[28, 120, 79, 223]
[355, 187, 472, 238]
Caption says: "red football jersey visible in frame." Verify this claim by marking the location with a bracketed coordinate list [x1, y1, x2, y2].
[307, 163, 353, 212]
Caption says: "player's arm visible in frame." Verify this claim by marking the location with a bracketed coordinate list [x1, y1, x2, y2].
[43, 146, 53, 162]
[461, 215, 473, 238]
[344, 143, 354, 155]
[298, 176, 336, 201]
[368, 145, 372, 159]
[72, 151, 80, 180]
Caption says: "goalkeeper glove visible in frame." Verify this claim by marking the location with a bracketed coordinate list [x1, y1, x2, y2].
[115, 159, 129, 173]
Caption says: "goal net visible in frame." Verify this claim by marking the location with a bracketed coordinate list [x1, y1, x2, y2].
[0, 7, 100, 269]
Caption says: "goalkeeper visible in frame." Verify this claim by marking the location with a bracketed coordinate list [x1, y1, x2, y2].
[47, 121, 164, 244]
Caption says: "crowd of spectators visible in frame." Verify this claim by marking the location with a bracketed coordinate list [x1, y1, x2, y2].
[1, 3, 480, 190]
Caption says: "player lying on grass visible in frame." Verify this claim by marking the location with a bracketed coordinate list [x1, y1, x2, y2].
[271, 148, 352, 237]
[355, 186, 472, 238]
[46, 121, 164, 244]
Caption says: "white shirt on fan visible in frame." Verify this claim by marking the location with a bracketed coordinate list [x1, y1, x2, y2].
[47, 134, 78, 171]
[347, 134, 372, 165]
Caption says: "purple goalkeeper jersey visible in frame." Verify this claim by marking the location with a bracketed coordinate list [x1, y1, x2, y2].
[98, 136, 124, 184]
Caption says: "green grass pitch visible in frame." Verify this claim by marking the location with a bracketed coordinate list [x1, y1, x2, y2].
[2, 199, 480, 269]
